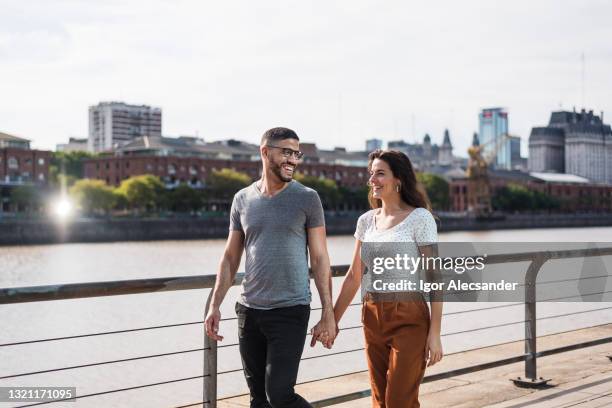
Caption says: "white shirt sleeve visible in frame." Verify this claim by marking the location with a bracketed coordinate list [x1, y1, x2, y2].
[413, 208, 438, 245]
[354, 211, 372, 241]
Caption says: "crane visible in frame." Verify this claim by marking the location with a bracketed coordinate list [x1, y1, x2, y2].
[466, 133, 512, 216]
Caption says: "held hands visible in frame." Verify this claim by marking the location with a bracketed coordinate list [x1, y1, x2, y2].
[204, 307, 224, 341]
[309, 312, 338, 349]
[425, 332, 443, 367]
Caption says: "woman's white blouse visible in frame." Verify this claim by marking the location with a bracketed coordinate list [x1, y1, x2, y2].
[354, 207, 438, 297]
[354, 207, 438, 244]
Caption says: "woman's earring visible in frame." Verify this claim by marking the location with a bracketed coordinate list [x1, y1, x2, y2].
[396, 184, 400, 193]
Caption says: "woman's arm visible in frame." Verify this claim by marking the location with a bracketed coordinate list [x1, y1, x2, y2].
[333, 239, 363, 325]
[419, 243, 444, 366]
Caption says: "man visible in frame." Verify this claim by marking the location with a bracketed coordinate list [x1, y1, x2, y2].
[205, 127, 337, 408]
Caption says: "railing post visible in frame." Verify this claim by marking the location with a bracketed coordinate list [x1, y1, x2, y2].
[511, 254, 550, 388]
[203, 290, 218, 408]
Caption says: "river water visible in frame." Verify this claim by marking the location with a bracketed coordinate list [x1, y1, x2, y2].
[1, 227, 611, 407]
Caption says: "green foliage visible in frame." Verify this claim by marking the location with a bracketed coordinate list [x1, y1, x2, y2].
[416, 173, 450, 211]
[115, 175, 165, 211]
[492, 183, 560, 212]
[10, 185, 42, 212]
[69, 179, 116, 214]
[339, 185, 370, 211]
[294, 173, 341, 210]
[50, 151, 96, 186]
[206, 169, 251, 200]
[167, 183, 203, 212]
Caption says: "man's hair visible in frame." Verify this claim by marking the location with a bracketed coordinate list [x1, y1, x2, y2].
[260, 127, 299, 145]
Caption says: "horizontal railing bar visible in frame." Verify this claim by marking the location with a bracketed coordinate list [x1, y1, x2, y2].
[217, 342, 239, 349]
[0, 274, 221, 305]
[0, 320, 205, 348]
[445, 272, 611, 297]
[481, 247, 612, 264]
[443, 320, 527, 337]
[217, 368, 244, 376]
[442, 302, 523, 316]
[0, 348, 206, 380]
[330, 306, 612, 340]
[540, 289, 612, 302]
[301, 348, 364, 361]
[443, 305, 612, 337]
[175, 402, 210, 408]
[536, 336, 612, 358]
[2, 247, 611, 305]
[532, 273, 611, 286]
[14, 375, 208, 408]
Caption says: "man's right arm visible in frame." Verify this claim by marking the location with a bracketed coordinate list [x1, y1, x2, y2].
[205, 230, 244, 341]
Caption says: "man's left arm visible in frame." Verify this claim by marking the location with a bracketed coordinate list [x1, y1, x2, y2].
[307, 225, 336, 348]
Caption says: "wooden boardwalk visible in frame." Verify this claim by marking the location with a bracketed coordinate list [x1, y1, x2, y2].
[214, 324, 612, 408]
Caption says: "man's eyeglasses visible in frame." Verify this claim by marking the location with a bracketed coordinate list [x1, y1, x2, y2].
[265, 145, 304, 160]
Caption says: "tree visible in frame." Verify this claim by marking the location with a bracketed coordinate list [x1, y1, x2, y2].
[50, 151, 96, 187]
[10, 185, 42, 213]
[115, 175, 165, 212]
[416, 173, 450, 211]
[167, 183, 203, 213]
[492, 183, 559, 212]
[338, 185, 370, 211]
[206, 169, 251, 201]
[294, 173, 341, 210]
[69, 179, 116, 214]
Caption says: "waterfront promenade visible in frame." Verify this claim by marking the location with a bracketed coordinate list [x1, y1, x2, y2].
[216, 325, 612, 408]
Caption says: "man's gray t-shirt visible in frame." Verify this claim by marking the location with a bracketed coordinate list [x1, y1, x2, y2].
[229, 180, 325, 309]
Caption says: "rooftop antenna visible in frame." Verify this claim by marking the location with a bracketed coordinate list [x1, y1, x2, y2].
[337, 92, 343, 143]
[411, 114, 416, 143]
[581, 52, 586, 108]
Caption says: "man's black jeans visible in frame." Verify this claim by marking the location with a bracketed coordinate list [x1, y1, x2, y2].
[235, 302, 313, 408]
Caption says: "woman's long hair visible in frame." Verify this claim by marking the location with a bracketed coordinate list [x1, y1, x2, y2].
[367, 149, 432, 211]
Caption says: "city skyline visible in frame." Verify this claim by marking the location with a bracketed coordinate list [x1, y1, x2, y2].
[1, 1, 611, 156]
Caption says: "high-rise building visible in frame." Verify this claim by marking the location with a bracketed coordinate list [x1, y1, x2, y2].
[528, 126, 565, 173]
[88, 102, 162, 152]
[508, 135, 522, 169]
[365, 138, 383, 152]
[478, 108, 511, 170]
[528, 109, 612, 184]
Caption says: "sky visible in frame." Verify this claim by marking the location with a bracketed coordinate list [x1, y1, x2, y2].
[1, 0, 611, 158]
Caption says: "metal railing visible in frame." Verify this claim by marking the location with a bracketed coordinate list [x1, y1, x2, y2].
[1, 247, 612, 407]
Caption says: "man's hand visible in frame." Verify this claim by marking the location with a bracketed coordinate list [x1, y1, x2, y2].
[309, 311, 337, 348]
[205, 307, 224, 341]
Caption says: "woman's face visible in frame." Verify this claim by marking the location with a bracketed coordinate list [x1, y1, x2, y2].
[369, 158, 400, 200]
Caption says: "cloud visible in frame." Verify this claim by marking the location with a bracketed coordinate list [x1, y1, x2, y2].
[0, 0, 610, 155]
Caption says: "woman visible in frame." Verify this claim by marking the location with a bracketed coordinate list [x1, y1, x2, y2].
[333, 149, 443, 408]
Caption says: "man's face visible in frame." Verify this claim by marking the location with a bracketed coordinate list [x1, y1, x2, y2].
[262, 138, 300, 182]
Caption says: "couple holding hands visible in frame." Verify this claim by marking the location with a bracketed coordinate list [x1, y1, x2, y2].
[205, 127, 443, 408]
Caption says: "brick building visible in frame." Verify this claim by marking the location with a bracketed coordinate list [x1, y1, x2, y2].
[83, 136, 370, 190]
[449, 170, 612, 213]
[0, 132, 52, 212]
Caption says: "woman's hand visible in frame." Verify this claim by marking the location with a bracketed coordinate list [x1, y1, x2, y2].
[425, 332, 443, 367]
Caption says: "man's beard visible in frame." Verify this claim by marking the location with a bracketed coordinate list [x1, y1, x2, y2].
[270, 160, 294, 182]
